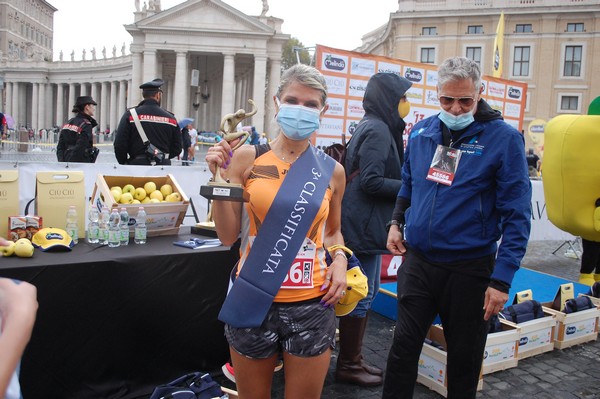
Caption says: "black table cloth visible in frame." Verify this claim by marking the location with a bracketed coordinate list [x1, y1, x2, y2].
[0, 234, 239, 399]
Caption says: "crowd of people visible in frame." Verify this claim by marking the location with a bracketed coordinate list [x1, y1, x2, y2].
[3, 56, 596, 399]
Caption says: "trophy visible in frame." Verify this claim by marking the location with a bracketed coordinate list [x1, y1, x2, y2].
[200, 99, 258, 202]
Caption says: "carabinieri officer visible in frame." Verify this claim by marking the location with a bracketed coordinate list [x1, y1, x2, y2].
[114, 78, 182, 165]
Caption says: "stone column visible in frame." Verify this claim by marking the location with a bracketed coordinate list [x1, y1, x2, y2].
[252, 55, 267, 134]
[110, 81, 118, 133]
[11, 83, 19, 126]
[56, 83, 65, 126]
[100, 82, 109, 132]
[80, 83, 88, 96]
[118, 80, 127, 118]
[266, 57, 282, 137]
[31, 83, 39, 132]
[143, 49, 157, 83]
[91, 83, 99, 105]
[173, 51, 188, 120]
[131, 51, 143, 105]
[221, 53, 235, 121]
[68, 83, 76, 116]
[5, 82, 12, 117]
[38, 83, 46, 130]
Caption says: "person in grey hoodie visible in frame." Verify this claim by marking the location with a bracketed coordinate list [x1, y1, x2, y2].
[338, 72, 412, 386]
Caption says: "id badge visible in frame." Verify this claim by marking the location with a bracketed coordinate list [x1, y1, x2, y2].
[281, 239, 316, 289]
[426, 144, 462, 186]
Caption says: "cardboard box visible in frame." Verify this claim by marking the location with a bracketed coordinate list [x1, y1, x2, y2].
[0, 170, 20, 239]
[35, 171, 86, 233]
[542, 283, 600, 349]
[91, 174, 189, 237]
[417, 325, 483, 397]
[8, 216, 27, 241]
[25, 216, 43, 240]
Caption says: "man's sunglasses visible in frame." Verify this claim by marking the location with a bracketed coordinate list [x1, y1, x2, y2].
[438, 96, 476, 107]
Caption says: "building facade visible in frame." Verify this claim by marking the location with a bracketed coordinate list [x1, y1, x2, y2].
[360, 0, 600, 133]
[0, 0, 289, 136]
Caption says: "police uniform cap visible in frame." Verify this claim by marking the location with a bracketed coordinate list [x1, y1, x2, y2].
[140, 78, 164, 91]
[74, 96, 97, 107]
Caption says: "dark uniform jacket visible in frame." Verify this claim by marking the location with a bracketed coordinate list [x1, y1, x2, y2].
[341, 73, 411, 254]
[56, 113, 97, 163]
[113, 99, 182, 165]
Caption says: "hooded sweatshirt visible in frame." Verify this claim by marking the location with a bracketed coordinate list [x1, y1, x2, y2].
[341, 73, 412, 254]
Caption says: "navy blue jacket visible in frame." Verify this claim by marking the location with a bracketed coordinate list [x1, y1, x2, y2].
[400, 100, 532, 285]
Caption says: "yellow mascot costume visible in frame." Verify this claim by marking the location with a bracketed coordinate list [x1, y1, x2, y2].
[543, 96, 600, 285]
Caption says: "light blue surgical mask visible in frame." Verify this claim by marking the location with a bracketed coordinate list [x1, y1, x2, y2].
[276, 101, 322, 141]
[438, 109, 474, 131]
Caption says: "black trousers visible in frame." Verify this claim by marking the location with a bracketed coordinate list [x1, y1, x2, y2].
[581, 238, 600, 274]
[382, 250, 491, 399]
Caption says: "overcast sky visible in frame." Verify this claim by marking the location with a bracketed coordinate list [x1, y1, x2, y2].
[50, 0, 399, 61]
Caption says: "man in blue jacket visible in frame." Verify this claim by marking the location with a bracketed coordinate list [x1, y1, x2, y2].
[382, 57, 532, 398]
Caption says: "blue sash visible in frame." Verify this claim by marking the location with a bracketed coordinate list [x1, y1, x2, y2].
[218, 146, 336, 328]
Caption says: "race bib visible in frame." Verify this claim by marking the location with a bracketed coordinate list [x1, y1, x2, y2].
[282, 239, 316, 289]
[426, 144, 462, 186]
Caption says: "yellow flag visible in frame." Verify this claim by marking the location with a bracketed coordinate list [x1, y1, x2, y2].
[492, 12, 505, 78]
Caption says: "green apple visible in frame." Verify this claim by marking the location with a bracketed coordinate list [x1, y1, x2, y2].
[134, 187, 147, 201]
[160, 184, 173, 198]
[110, 189, 122, 203]
[110, 186, 123, 194]
[132, 199, 141, 204]
[141, 197, 151, 204]
[149, 190, 163, 201]
[120, 192, 134, 204]
[144, 181, 157, 195]
[149, 198, 161, 203]
[122, 184, 136, 195]
[165, 192, 182, 202]
[0, 241, 16, 257]
[14, 238, 34, 258]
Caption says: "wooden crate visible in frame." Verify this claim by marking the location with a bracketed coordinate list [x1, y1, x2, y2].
[482, 321, 520, 374]
[91, 174, 189, 237]
[417, 325, 483, 397]
[542, 303, 599, 349]
[501, 312, 556, 361]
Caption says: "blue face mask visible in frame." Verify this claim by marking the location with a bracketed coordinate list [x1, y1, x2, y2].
[438, 109, 474, 131]
[276, 102, 322, 141]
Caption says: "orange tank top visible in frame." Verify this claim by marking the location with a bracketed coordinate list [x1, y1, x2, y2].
[238, 149, 332, 302]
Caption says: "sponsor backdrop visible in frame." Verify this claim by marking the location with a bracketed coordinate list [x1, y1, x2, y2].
[315, 45, 528, 148]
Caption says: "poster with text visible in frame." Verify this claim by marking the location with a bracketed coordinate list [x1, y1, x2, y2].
[315, 45, 528, 149]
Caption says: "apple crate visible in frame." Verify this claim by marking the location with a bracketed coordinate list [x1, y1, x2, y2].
[542, 302, 600, 350]
[482, 320, 520, 374]
[417, 325, 483, 397]
[91, 174, 189, 237]
[500, 311, 556, 360]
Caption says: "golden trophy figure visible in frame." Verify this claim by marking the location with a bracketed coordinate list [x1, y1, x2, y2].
[200, 99, 257, 202]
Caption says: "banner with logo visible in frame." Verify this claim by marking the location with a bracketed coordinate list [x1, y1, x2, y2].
[315, 45, 528, 148]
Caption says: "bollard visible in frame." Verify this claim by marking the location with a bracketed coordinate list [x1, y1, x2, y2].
[18, 128, 28, 152]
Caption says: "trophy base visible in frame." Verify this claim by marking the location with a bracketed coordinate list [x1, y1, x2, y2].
[200, 182, 249, 202]
[192, 222, 218, 238]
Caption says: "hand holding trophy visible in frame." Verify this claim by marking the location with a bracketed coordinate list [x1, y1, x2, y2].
[200, 99, 258, 202]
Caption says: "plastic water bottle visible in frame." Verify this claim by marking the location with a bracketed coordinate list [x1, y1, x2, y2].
[134, 207, 147, 244]
[119, 207, 130, 246]
[66, 205, 78, 244]
[87, 206, 100, 244]
[99, 206, 110, 245]
[108, 206, 121, 248]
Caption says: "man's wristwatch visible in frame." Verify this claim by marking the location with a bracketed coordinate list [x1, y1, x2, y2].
[386, 220, 404, 233]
